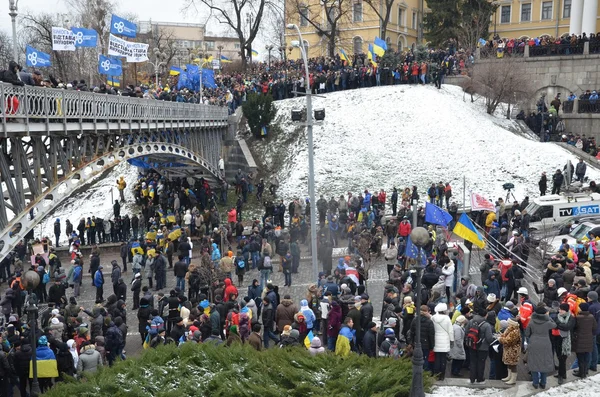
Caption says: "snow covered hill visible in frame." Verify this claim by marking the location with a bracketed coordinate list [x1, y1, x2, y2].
[254, 84, 598, 203]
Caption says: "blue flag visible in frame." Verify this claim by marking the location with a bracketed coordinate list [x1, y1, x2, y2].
[98, 54, 122, 77]
[186, 64, 200, 90]
[71, 27, 98, 47]
[424, 202, 453, 227]
[26, 46, 51, 67]
[176, 71, 189, 90]
[110, 14, 137, 38]
[201, 69, 217, 89]
[405, 235, 427, 266]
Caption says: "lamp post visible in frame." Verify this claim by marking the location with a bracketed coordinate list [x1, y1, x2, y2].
[279, 46, 287, 62]
[149, 47, 167, 88]
[287, 23, 319, 284]
[265, 45, 274, 67]
[409, 226, 429, 397]
[24, 270, 41, 396]
[8, 0, 18, 62]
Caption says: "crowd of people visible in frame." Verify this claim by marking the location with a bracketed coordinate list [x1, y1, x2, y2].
[481, 32, 600, 58]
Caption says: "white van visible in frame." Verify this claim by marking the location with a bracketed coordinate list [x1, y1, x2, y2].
[526, 193, 600, 233]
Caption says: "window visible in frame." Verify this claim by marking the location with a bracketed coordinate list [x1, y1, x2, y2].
[500, 5, 511, 24]
[205, 41, 215, 50]
[234, 43, 241, 49]
[563, 0, 571, 18]
[398, 7, 404, 26]
[353, 1, 362, 22]
[412, 12, 417, 29]
[521, 3, 531, 22]
[300, 6, 309, 27]
[541, 1, 553, 20]
[353, 36, 363, 54]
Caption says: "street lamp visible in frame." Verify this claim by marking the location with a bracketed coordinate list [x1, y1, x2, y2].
[409, 226, 430, 397]
[265, 45, 274, 67]
[279, 46, 287, 62]
[287, 23, 319, 285]
[149, 47, 167, 88]
[24, 270, 41, 396]
[8, 0, 19, 62]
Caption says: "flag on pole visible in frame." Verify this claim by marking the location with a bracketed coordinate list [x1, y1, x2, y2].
[220, 54, 232, 63]
[470, 192, 496, 212]
[453, 213, 486, 248]
[405, 235, 427, 266]
[110, 14, 137, 38]
[169, 66, 182, 75]
[367, 44, 378, 67]
[26, 46, 51, 67]
[424, 202, 453, 227]
[373, 37, 387, 56]
[251, 49, 259, 57]
[339, 48, 349, 62]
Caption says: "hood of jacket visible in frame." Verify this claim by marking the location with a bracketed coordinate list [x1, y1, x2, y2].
[224, 278, 232, 287]
[310, 337, 322, 348]
[281, 298, 295, 307]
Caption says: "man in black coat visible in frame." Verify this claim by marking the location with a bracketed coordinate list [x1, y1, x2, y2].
[53, 219, 61, 247]
[552, 169, 564, 194]
[359, 294, 374, 331]
[131, 274, 142, 310]
[0, 61, 24, 85]
[362, 322, 378, 357]
[111, 260, 122, 295]
[115, 278, 127, 302]
[409, 305, 436, 372]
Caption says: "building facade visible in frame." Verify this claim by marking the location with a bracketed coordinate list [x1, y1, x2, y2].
[285, 0, 600, 59]
[491, 0, 599, 39]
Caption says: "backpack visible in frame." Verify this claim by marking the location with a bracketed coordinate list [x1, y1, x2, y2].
[72, 266, 82, 282]
[237, 258, 246, 269]
[42, 272, 50, 284]
[262, 256, 272, 270]
[465, 321, 483, 350]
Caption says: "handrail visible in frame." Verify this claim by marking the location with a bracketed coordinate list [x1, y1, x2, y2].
[0, 83, 229, 125]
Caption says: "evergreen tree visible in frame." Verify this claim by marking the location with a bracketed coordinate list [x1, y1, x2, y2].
[242, 93, 277, 138]
[414, 44, 429, 63]
[425, 0, 496, 49]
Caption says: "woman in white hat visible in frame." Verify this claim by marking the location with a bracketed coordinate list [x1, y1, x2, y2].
[432, 302, 454, 380]
[449, 315, 467, 376]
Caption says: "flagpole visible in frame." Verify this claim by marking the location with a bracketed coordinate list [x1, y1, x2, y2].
[462, 176, 466, 213]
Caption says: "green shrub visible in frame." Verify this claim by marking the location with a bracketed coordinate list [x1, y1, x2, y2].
[242, 93, 277, 138]
[45, 344, 434, 397]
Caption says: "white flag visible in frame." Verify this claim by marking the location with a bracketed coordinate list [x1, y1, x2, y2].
[127, 42, 149, 63]
[108, 34, 132, 57]
[52, 27, 76, 51]
[470, 192, 496, 212]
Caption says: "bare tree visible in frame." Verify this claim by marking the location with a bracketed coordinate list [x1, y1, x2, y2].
[363, 0, 395, 41]
[0, 31, 13, 67]
[471, 58, 534, 115]
[286, 0, 353, 58]
[183, 0, 271, 70]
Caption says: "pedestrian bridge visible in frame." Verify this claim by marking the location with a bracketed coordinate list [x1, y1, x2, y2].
[0, 83, 231, 259]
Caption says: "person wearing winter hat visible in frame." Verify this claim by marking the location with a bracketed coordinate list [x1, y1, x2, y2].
[432, 302, 453, 380]
[449, 315, 467, 376]
[526, 305, 555, 389]
[552, 303, 575, 384]
[498, 317, 521, 385]
[571, 301, 597, 378]
[362, 321, 378, 358]
[36, 335, 59, 392]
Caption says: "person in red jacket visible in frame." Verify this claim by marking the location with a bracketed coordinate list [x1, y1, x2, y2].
[378, 189, 386, 209]
[223, 278, 238, 302]
[397, 217, 412, 238]
[411, 62, 419, 84]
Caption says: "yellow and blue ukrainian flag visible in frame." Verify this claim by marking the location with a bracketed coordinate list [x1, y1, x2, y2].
[368, 44, 378, 67]
[339, 48, 349, 62]
[220, 54, 232, 63]
[169, 66, 182, 75]
[373, 37, 387, 57]
[251, 49, 259, 57]
[453, 213, 486, 248]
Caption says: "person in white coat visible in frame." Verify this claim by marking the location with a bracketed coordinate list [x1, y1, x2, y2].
[449, 315, 467, 376]
[432, 302, 454, 380]
[441, 259, 455, 304]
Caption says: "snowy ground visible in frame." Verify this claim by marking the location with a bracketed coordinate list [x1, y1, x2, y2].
[33, 161, 139, 245]
[426, 386, 504, 396]
[257, 84, 599, 203]
[535, 373, 600, 396]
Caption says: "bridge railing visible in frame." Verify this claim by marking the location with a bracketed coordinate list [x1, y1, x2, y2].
[0, 83, 229, 125]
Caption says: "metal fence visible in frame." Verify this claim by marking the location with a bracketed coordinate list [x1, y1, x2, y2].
[529, 43, 584, 57]
[0, 83, 229, 125]
[577, 99, 600, 113]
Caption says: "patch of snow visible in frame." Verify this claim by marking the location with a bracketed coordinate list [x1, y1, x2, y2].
[535, 373, 600, 396]
[426, 386, 504, 396]
[33, 161, 139, 244]
[262, 85, 599, 204]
